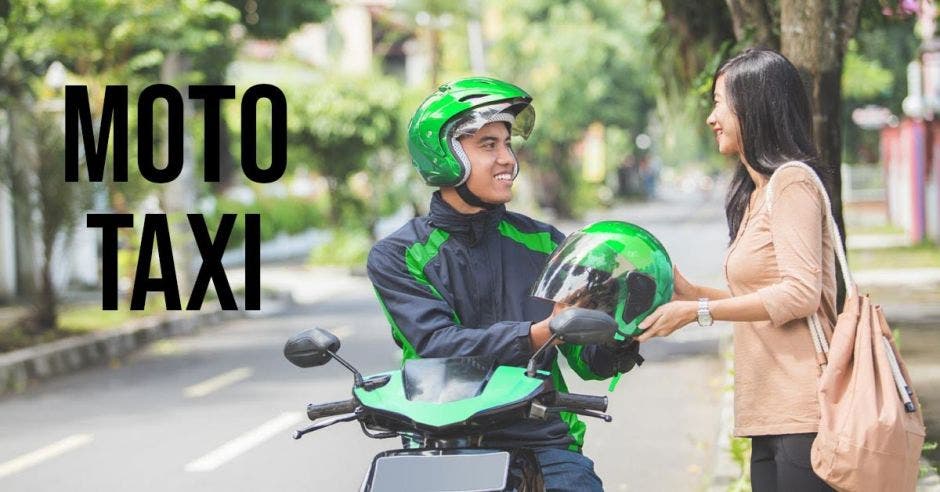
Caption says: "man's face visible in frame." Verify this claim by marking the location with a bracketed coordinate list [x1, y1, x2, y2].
[458, 121, 517, 205]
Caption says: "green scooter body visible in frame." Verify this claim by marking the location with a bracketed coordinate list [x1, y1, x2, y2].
[353, 360, 545, 431]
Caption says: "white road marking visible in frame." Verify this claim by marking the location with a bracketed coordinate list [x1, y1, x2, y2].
[0, 434, 94, 479]
[184, 367, 254, 398]
[184, 412, 304, 472]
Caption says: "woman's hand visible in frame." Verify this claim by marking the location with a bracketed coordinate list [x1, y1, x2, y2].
[671, 265, 698, 301]
[635, 300, 698, 342]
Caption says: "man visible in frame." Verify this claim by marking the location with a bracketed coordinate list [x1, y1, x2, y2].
[367, 77, 639, 491]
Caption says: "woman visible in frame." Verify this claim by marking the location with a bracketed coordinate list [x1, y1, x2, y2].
[636, 48, 838, 491]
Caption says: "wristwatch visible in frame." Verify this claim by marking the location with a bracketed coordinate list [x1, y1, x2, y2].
[697, 298, 713, 327]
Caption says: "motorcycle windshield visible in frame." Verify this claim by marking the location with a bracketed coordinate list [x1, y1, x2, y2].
[403, 356, 496, 404]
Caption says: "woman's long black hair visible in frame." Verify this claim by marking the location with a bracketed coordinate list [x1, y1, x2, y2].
[714, 48, 827, 243]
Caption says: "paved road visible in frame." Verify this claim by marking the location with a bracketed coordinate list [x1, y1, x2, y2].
[0, 190, 731, 491]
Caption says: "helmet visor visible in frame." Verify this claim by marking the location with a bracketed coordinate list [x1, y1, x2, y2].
[448, 101, 535, 140]
[530, 233, 636, 312]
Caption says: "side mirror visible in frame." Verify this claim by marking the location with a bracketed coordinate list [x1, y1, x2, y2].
[549, 308, 617, 345]
[283, 328, 341, 368]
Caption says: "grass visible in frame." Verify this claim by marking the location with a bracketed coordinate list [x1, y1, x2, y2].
[861, 284, 940, 306]
[0, 301, 164, 352]
[728, 436, 752, 492]
[848, 242, 940, 271]
[308, 230, 372, 267]
[0, 286, 278, 353]
[58, 303, 160, 333]
[0, 325, 66, 352]
[846, 223, 906, 236]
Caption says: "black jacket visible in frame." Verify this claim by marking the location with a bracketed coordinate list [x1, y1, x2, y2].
[367, 192, 630, 451]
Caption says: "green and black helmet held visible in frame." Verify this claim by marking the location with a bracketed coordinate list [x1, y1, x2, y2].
[531, 221, 674, 339]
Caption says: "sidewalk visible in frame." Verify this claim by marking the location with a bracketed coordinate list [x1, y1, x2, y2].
[0, 291, 295, 397]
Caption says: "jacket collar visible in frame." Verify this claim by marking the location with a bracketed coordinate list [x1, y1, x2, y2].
[428, 191, 505, 245]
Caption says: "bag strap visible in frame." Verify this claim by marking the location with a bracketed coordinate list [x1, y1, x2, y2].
[764, 161, 857, 360]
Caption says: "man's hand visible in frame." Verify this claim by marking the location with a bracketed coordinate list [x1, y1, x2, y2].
[606, 338, 644, 373]
[635, 300, 697, 343]
[530, 303, 570, 350]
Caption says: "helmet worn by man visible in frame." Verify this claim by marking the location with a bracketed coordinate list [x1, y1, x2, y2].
[407, 77, 535, 208]
[531, 221, 674, 339]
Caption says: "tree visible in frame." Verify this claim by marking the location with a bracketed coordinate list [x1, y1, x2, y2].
[285, 75, 404, 230]
[0, 102, 94, 330]
[777, 0, 864, 240]
[220, 0, 331, 39]
[29, 114, 94, 330]
[394, 0, 472, 87]
[489, 0, 658, 217]
[657, 0, 870, 241]
[0, 0, 241, 325]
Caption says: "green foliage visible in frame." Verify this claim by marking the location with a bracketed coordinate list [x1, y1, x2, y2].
[31, 112, 95, 248]
[58, 302, 159, 333]
[207, 195, 329, 247]
[308, 229, 372, 267]
[488, 0, 658, 216]
[1, 0, 239, 83]
[286, 75, 401, 179]
[842, 18, 918, 163]
[848, 241, 940, 270]
[922, 441, 939, 478]
[1, 0, 242, 213]
[650, 0, 735, 97]
[0, 323, 65, 352]
[285, 74, 406, 226]
[842, 43, 894, 100]
[220, 0, 331, 40]
[728, 435, 752, 492]
[390, 0, 474, 86]
[0, 106, 96, 331]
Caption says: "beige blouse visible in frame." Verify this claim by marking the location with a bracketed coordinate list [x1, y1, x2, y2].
[724, 164, 837, 437]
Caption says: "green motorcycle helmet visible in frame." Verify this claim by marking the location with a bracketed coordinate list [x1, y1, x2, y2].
[531, 221, 674, 339]
[407, 77, 536, 187]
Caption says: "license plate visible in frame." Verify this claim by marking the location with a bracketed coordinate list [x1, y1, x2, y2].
[369, 451, 510, 492]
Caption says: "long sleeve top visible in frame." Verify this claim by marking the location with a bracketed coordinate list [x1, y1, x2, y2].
[367, 192, 625, 450]
[724, 164, 837, 437]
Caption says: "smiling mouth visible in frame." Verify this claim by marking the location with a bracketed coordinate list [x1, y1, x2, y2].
[495, 173, 514, 182]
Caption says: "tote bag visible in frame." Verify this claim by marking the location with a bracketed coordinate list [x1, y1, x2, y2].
[766, 162, 926, 492]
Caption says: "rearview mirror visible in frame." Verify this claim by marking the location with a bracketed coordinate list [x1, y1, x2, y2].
[283, 328, 341, 368]
[549, 308, 616, 345]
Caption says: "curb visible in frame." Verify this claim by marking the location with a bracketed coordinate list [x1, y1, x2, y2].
[0, 292, 295, 397]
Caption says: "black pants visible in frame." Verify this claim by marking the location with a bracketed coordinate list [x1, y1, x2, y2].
[750, 433, 834, 492]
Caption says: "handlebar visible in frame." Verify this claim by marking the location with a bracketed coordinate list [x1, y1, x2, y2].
[306, 399, 358, 420]
[551, 392, 608, 413]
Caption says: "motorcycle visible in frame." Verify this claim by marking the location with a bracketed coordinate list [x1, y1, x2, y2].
[283, 308, 619, 492]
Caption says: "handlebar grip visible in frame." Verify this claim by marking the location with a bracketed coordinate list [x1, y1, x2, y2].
[552, 392, 608, 412]
[306, 399, 358, 420]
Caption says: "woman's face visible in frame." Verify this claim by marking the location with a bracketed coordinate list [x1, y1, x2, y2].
[706, 75, 742, 158]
